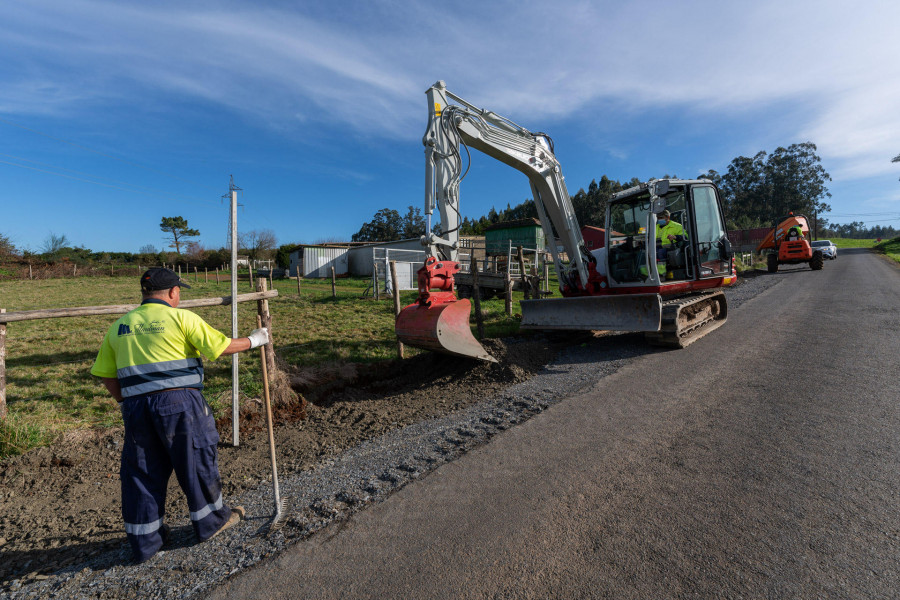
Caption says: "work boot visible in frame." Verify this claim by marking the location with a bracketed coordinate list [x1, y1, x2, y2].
[207, 506, 245, 540]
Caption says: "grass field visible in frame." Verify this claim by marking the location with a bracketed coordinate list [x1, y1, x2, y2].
[874, 237, 900, 263]
[827, 238, 880, 248]
[0, 273, 523, 459]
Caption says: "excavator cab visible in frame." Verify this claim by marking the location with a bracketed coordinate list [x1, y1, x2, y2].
[604, 182, 732, 290]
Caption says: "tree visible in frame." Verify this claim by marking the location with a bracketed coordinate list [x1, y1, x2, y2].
[139, 244, 157, 254]
[352, 208, 403, 242]
[159, 216, 200, 255]
[41, 232, 69, 255]
[400, 206, 426, 238]
[0, 232, 17, 258]
[240, 229, 278, 261]
[710, 142, 831, 230]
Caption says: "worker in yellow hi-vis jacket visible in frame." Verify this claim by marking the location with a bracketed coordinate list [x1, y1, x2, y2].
[91, 267, 269, 564]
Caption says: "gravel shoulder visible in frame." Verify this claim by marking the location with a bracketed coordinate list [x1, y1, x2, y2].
[0, 272, 779, 599]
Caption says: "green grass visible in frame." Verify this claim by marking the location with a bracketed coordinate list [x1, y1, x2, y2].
[0, 272, 533, 459]
[827, 238, 880, 249]
[874, 236, 900, 264]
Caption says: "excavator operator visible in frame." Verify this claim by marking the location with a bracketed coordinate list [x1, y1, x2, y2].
[656, 210, 686, 257]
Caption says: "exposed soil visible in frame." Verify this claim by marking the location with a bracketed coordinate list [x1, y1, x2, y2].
[0, 334, 570, 583]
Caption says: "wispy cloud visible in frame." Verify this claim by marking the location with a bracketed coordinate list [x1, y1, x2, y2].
[2, 0, 898, 183]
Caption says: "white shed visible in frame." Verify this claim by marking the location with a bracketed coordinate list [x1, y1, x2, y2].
[289, 245, 350, 278]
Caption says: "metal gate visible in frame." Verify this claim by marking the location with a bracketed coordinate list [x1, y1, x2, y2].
[372, 248, 427, 293]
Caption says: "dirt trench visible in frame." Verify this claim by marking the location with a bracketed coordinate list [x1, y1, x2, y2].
[0, 335, 567, 584]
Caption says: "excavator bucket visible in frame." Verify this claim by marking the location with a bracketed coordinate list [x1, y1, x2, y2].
[519, 294, 663, 332]
[395, 299, 498, 362]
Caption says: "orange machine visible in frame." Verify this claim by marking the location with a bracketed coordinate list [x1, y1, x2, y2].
[756, 213, 824, 272]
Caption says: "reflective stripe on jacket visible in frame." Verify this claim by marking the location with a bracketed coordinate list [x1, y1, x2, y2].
[91, 299, 230, 397]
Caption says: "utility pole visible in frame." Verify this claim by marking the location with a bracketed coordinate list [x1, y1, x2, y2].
[227, 176, 242, 446]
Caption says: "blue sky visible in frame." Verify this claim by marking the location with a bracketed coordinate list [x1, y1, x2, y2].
[2, 0, 898, 253]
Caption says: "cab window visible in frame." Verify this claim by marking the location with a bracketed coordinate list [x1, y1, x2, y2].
[608, 199, 651, 283]
[691, 186, 730, 277]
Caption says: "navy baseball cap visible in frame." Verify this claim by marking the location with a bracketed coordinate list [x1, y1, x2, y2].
[141, 268, 192, 292]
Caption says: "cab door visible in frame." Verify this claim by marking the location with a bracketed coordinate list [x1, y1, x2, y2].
[689, 185, 732, 278]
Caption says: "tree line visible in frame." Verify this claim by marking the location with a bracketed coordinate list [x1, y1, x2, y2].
[0, 215, 284, 272]
[353, 141, 896, 240]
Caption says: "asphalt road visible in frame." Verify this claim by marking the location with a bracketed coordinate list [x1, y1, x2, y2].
[209, 249, 900, 600]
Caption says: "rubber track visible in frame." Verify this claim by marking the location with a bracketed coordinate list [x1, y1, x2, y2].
[644, 291, 728, 348]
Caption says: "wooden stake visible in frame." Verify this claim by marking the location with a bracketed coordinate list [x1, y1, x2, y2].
[28, 264, 32, 280]
[295, 265, 301, 295]
[256, 280, 277, 386]
[331, 266, 336, 299]
[249, 265, 254, 290]
[505, 272, 512, 316]
[194, 266, 198, 281]
[73, 264, 77, 277]
[0, 308, 6, 421]
[215, 268, 220, 286]
[389, 261, 404, 359]
[205, 267, 208, 283]
[543, 261, 549, 293]
[470, 254, 484, 339]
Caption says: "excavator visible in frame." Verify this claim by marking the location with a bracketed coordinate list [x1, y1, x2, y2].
[395, 81, 737, 361]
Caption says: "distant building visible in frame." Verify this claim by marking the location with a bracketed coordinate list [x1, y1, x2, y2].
[581, 226, 606, 250]
[484, 219, 544, 256]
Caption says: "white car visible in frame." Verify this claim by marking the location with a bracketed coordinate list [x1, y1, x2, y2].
[810, 239, 837, 259]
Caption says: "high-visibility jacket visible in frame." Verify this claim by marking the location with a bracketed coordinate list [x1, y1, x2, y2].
[657, 220, 686, 245]
[91, 298, 230, 398]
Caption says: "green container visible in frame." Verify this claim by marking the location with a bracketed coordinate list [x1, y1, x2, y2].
[485, 222, 545, 256]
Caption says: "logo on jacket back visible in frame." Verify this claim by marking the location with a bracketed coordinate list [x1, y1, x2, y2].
[117, 323, 133, 336]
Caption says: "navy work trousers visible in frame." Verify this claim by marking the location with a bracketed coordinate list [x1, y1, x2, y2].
[119, 388, 232, 562]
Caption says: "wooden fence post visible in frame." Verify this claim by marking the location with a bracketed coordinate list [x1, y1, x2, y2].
[73, 264, 77, 277]
[178, 264, 182, 278]
[269, 270, 273, 290]
[295, 265, 301, 295]
[194, 266, 198, 281]
[470, 254, 484, 339]
[505, 272, 512, 316]
[543, 261, 549, 294]
[205, 267, 208, 283]
[331, 266, 336, 299]
[389, 261, 404, 359]
[28, 264, 32, 280]
[249, 265, 254, 290]
[215, 268, 220, 286]
[0, 308, 6, 421]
